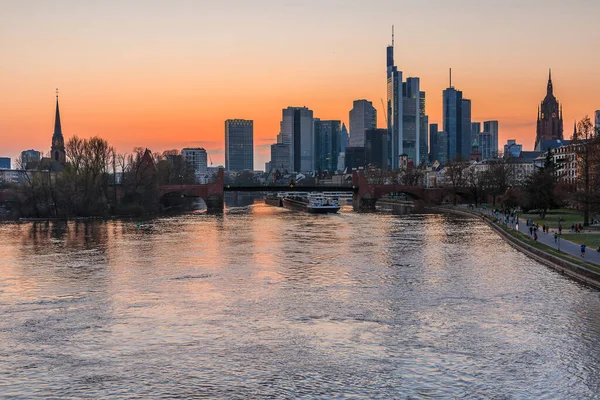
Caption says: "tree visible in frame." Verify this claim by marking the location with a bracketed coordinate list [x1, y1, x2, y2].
[444, 156, 469, 205]
[571, 116, 600, 226]
[482, 157, 514, 206]
[523, 153, 558, 218]
[465, 166, 484, 207]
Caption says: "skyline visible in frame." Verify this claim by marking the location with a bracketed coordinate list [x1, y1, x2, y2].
[1, 0, 599, 169]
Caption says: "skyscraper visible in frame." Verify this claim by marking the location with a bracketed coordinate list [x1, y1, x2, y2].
[340, 123, 349, 152]
[436, 131, 449, 165]
[595, 110, 600, 135]
[365, 128, 388, 168]
[535, 70, 563, 150]
[429, 123, 438, 162]
[402, 78, 421, 163]
[461, 99, 472, 157]
[349, 100, 377, 148]
[471, 122, 481, 145]
[477, 131, 492, 160]
[443, 85, 462, 161]
[270, 143, 290, 172]
[51, 91, 65, 164]
[314, 119, 341, 172]
[182, 148, 208, 181]
[419, 91, 428, 165]
[483, 120, 499, 157]
[225, 119, 254, 171]
[280, 107, 314, 172]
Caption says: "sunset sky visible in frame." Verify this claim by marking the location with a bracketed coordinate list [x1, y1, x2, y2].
[1, 0, 599, 169]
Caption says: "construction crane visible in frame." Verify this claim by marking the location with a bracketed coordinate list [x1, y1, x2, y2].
[380, 98, 388, 126]
[208, 152, 213, 167]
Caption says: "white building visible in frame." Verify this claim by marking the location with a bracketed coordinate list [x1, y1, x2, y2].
[182, 148, 208, 183]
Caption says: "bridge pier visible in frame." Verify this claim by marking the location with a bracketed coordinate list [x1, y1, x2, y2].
[352, 193, 377, 212]
[205, 194, 224, 213]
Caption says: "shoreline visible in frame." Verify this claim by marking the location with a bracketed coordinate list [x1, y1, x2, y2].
[437, 206, 600, 290]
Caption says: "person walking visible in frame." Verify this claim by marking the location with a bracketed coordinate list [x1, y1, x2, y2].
[554, 232, 558, 243]
[530, 226, 534, 236]
[581, 244, 586, 258]
[558, 224, 562, 235]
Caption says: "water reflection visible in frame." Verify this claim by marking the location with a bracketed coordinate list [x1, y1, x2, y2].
[0, 205, 599, 398]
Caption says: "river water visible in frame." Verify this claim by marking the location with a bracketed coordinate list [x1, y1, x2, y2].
[1, 204, 600, 399]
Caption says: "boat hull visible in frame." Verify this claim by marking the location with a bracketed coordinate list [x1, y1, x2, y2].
[264, 196, 283, 207]
[307, 206, 341, 214]
[282, 197, 307, 212]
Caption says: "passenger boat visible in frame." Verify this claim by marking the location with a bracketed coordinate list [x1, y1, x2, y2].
[282, 193, 340, 214]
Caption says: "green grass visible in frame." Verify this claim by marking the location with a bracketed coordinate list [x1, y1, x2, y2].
[519, 209, 591, 229]
[560, 234, 600, 248]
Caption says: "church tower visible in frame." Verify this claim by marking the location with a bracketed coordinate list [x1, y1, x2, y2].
[51, 89, 66, 164]
[535, 70, 563, 150]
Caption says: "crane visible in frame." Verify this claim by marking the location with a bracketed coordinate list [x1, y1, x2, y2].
[380, 98, 388, 126]
[208, 152, 213, 166]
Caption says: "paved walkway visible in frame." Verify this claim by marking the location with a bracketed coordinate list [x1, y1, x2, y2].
[466, 206, 600, 266]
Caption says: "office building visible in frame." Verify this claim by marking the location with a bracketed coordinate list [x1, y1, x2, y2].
[471, 122, 481, 145]
[365, 128, 388, 168]
[280, 107, 314, 172]
[429, 123, 439, 162]
[436, 131, 449, 165]
[419, 91, 428, 165]
[483, 120, 499, 157]
[21, 150, 41, 169]
[443, 85, 462, 161]
[340, 123, 349, 152]
[314, 119, 341, 172]
[0, 157, 10, 169]
[344, 147, 366, 170]
[504, 139, 523, 158]
[535, 70, 563, 150]
[477, 132, 492, 160]
[595, 110, 600, 136]
[337, 152, 346, 172]
[225, 119, 253, 171]
[270, 143, 290, 173]
[349, 100, 377, 148]
[182, 148, 208, 181]
[461, 99, 472, 158]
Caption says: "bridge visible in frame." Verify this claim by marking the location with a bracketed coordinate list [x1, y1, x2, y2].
[158, 168, 446, 212]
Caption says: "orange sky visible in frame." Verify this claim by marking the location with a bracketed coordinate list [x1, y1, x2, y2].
[1, 0, 599, 169]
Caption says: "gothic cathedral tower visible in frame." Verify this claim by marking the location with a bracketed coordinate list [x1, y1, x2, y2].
[535, 70, 563, 150]
[51, 90, 66, 164]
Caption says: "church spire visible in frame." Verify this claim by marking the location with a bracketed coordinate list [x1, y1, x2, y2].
[547, 68, 553, 95]
[53, 88, 63, 140]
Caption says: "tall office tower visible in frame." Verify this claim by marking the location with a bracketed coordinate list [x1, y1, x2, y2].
[280, 107, 314, 172]
[387, 29, 403, 169]
[402, 78, 421, 163]
[365, 128, 388, 168]
[477, 131, 492, 160]
[483, 120, 499, 157]
[225, 119, 254, 171]
[344, 147, 366, 170]
[340, 123, 349, 152]
[349, 100, 377, 148]
[595, 110, 600, 136]
[429, 123, 438, 162]
[21, 149, 41, 169]
[436, 131, 449, 165]
[443, 83, 463, 161]
[314, 119, 341, 172]
[419, 91, 428, 165]
[535, 70, 563, 150]
[471, 122, 481, 145]
[270, 143, 290, 172]
[182, 148, 208, 181]
[461, 99, 472, 157]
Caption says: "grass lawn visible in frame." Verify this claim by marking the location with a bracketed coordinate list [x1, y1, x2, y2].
[519, 209, 598, 229]
[560, 234, 600, 248]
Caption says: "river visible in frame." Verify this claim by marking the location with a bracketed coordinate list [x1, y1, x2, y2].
[1, 204, 600, 398]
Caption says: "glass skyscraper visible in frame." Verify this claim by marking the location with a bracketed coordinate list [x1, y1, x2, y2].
[225, 119, 254, 171]
[280, 107, 314, 172]
[349, 100, 377, 148]
[314, 119, 341, 172]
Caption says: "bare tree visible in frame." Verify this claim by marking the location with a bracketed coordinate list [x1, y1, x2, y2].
[445, 156, 470, 205]
[572, 116, 600, 225]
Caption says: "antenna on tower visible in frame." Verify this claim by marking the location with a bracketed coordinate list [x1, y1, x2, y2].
[55, 88, 59, 98]
[449, 68, 452, 88]
[392, 25, 395, 47]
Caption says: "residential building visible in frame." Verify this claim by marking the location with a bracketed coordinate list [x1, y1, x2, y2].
[535, 70, 563, 150]
[182, 148, 208, 182]
[349, 100, 377, 148]
[225, 119, 254, 171]
[270, 143, 290, 173]
[365, 128, 388, 168]
[504, 140, 523, 158]
[280, 107, 314, 172]
[0, 158, 9, 169]
[314, 119, 341, 172]
[483, 121, 499, 157]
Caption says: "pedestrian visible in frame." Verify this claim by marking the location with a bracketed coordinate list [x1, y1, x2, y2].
[554, 232, 558, 243]
[534, 232, 538, 241]
[559, 225, 562, 235]
[530, 226, 533, 236]
[581, 244, 586, 258]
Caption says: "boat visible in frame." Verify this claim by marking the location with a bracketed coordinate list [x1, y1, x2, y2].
[264, 194, 283, 207]
[282, 193, 340, 214]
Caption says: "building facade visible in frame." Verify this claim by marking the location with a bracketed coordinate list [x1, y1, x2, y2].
[280, 107, 314, 172]
[535, 70, 563, 150]
[21, 150, 41, 169]
[483, 120, 499, 157]
[419, 91, 428, 165]
[225, 119, 254, 171]
[504, 139, 523, 158]
[365, 128, 388, 168]
[340, 123, 349, 153]
[471, 122, 481, 147]
[595, 110, 600, 136]
[443, 86, 463, 161]
[349, 100, 377, 148]
[460, 99, 472, 158]
[344, 147, 366, 171]
[182, 148, 208, 182]
[402, 78, 421, 164]
[477, 132, 492, 161]
[436, 130, 449, 165]
[429, 123, 438, 163]
[0, 158, 9, 169]
[314, 119, 341, 172]
[270, 143, 290, 173]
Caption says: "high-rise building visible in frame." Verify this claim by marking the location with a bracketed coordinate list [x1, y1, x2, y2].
[387, 31, 403, 169]
[270, 143, 290, 173]
[429, 123, 439, 162]
[477, 132, 492, 160]
[443, 85, 463, 161]
[483, 121, 499, 157]
[349, 100, 377, 148]
[401, 78, 421, 164]
[595, 110, 600, 136]
[340, 123, 349, 152]
[419, 91, 428, 165]
[21, 150, 41, 169]
[344, 147, 366, 171]
[436, 131, 449, 165]
[504, 139, 522, 158]
[0, 157, 10, 169]
[51, 91, 66, 164]
[337, 152, 345, 172]
[471, 122, 481, 146]
[535, 70, 563, 150]
[365, 128, 388, 168]
[461, 99, 472, 158]
[182, 148, 208, 181]
[225, 119, 254, 171]
[314, 119, 341, 172]
[280, 107, 314, 172]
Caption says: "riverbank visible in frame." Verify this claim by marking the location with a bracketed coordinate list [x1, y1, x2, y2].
[438, 206, 600, 290]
